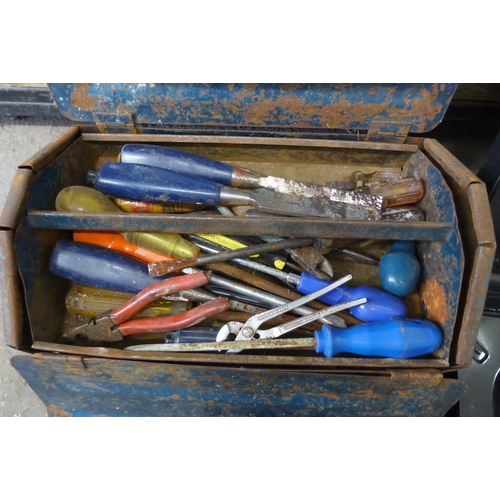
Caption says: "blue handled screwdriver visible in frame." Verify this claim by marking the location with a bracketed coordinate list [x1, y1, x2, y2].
[187, 236, 406, 322]
[126, 317, 443, 359]
[118, 144, 385, 215]
[50, 241, 346, 327]
[87, 162, 381, 220]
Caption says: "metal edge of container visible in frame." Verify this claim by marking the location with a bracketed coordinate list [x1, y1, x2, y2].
[20, 126, 81, 173]
[422, 138, 496, 366]
[0, 127, 82, 349]
[0, 168, 34, 230]
[0, 126, 81, 230]
[16, 133, 461, 369]
[10, 352, 467, 417]
[80, 132, 421, 151]
[0, 230, 24, 348]
[30, 341, 449, 370]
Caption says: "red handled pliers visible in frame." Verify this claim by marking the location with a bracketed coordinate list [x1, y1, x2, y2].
[74, 270, 229, 343]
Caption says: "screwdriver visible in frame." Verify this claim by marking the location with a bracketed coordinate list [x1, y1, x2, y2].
[126, 317, 442, 359]
[56, 186, 199, 259]
[114, 197, 203, 213]
[50, 240, 258, 315]
[65, 283, 191, 318]
[327, 175, 425, 208]
[87, 162, 383, 220]
[188, 237, 406, 322]
[50, 240, 346, 327]
[71, 231, 347, 326]
[118, 144, 386, 214]
[72, 235, 274, 317]
[73, 230, 177, 264]
[195, 233, 292, 272]
[351, 170, 404, 189]
[148, 237, 315, 276]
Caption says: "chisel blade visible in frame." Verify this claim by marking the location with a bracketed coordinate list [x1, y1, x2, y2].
[119, 144, 386, 215]
[221, 187, 382, 220]
[255, 175, 386, 213]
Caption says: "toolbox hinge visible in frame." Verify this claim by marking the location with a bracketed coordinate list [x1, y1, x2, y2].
[34, 352, 87, 365]
[366, 120, 412, 144]
[93, 112, 138, 134]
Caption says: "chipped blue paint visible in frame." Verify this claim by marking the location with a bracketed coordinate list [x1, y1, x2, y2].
[47, 83, 458, 134]
[11, 355, 467, 417]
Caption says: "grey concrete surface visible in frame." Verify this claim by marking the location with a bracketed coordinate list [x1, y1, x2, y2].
[0, 115, 74, 417]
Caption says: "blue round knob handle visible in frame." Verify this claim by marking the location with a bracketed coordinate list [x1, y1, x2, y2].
[379, 241, 421, 297]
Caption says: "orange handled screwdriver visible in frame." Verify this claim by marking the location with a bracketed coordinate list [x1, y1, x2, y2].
[73, 231, 177, 264]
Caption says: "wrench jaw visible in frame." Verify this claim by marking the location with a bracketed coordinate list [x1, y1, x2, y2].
[216, 321, 244, 342]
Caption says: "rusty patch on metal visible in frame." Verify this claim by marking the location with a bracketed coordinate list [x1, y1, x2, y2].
[420, 280, 449, 324]
[72, 83, 98, 111]
[226, 83, 445, 131]
[46, 405, 72, 417]
[131, 83, 449, 131]
[357, 389, 382, 399]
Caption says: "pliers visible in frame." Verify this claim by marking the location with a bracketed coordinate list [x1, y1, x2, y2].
[216, 274, 366, 349]
[71, 270, 229, 343]
[125, 274, 367, 354]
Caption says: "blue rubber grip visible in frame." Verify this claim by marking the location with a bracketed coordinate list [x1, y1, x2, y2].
[94, 162, 223, 205]
[379, 241, 421, 297]
[120, 144, 235, 186]
[50, 240, 163, 294]
[296, 272, 406, 322]
[314, 318, 443, 358]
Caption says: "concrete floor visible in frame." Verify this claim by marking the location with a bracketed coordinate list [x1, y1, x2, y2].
[0, 115, 74, 417]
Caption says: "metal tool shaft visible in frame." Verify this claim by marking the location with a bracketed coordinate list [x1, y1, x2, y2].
[188, 237, 301, 285]
[148, 237, 314, 276]
[126, 337, 317, 352]
[239, 274, 352, 338]
[181, 267, 345, 327]
[257, 297, 366, 339]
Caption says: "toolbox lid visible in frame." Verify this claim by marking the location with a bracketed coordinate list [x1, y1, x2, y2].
[47, 83, 458, 137]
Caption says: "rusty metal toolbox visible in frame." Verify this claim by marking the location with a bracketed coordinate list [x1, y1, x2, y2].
[0, 83, 496, 417]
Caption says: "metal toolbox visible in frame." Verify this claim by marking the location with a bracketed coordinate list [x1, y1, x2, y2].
[0, 83, 495, 416]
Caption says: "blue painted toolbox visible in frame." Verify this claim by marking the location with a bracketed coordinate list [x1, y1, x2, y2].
[0, 83, 495, 416]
